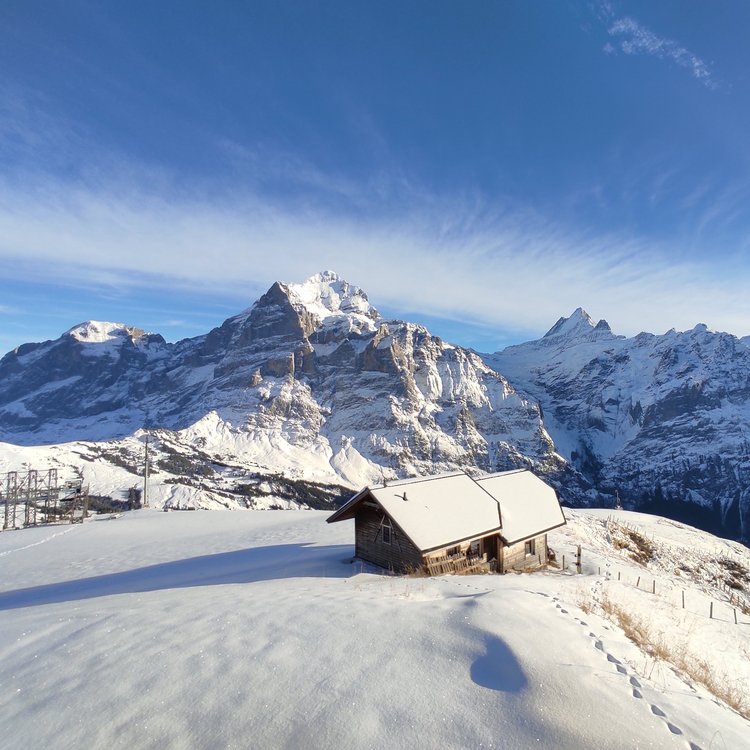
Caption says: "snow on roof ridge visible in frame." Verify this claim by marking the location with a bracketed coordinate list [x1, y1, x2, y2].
[477, 468, 529, 479]
[370, 468, 534, 490]
[369, 470, 466, 489]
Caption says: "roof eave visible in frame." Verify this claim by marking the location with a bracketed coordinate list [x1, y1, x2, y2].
[326, 487, 369, 523]
[501, 518, 567, 546]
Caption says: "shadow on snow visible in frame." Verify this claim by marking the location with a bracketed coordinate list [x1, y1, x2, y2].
[0, 542, 354, 611]
[470, 633, 528, 693]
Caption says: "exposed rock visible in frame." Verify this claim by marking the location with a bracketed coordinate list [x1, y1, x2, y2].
[486, 309, 750, 542]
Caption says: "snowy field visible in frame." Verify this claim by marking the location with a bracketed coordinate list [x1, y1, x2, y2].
[1, 508, 749, 749]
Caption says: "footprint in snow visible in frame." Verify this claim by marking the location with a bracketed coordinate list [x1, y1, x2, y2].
[650, 704, 685, 736]
[569, 608, 695, 746]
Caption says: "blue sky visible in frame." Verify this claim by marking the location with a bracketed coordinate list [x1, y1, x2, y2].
[1, 1, 749, 353]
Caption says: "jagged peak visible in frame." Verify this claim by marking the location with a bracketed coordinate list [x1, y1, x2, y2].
[67, 320, 148, 344]
[543, 308, 594, 338]
[540, 308, 615, 341]
[305, 270, 340, 284]
[286, 271, 380, 323]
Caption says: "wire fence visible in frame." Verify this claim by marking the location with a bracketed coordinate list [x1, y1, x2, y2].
[552, 516, 750, 625]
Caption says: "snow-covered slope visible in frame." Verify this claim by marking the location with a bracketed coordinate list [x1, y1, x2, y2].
[0, 509, 747, 749]
[0, 272, 578, 512]
[486, 310, 750, 542]
[4, 278, 750, 543]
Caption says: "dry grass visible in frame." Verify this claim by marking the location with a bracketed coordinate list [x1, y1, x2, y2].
[718, 557, 749, 593]
[594, 591, 749, 720]
[609, 525, 654, 566]
[576, 584, 594, 614]
[405, 564, 430, 578]
[599, 592, 671, 661]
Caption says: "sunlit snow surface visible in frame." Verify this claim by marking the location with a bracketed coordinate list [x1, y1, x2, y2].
[0, 509, 748, 749]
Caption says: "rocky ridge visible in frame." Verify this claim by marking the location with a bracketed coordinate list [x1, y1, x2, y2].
[0, 272, 577, 513]
[485, 310, 750, 542]
[2, 272, 749, 542]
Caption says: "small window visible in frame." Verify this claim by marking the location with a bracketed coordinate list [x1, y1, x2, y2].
[524, 539, 536, 556]
[381, 516, 392, 545]
[469, 540, 481, 557]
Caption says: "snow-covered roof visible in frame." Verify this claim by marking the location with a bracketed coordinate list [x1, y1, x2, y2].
[328, 469, 565, 552]
[475, 470, 566, 545]
[328, 472, 502, 552]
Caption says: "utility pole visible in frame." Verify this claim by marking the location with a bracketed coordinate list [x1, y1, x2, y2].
[143, 433, 150, 508]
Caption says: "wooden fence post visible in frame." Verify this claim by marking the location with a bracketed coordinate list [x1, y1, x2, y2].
[636, 576, 640, 589]
[652, 580, 655, 594]
[681, 590, 685, 609]
[710, 601, 713, 619]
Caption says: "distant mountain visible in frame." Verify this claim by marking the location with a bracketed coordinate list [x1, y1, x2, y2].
[0, 272, 580, 513]
[2, 274, 748, 542]
[484, 310, 750, 542]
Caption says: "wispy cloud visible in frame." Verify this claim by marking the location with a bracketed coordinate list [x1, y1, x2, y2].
[1, 166, 749, 343]
[0, 80, 748, 347]
[605, 15, 720, 90]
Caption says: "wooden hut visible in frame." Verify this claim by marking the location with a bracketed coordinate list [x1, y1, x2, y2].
[326, 469, 565, 575]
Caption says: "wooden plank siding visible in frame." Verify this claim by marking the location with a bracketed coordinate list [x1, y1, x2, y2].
[352, 498, 549, 576]
[501, 534, 548, 573]
[424, 534, 500, 575]
[424, 550, 495, 576]
[354, 504, 423, 573]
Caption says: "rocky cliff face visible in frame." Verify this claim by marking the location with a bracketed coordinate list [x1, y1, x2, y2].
[3, 275, 749, 543]
[0, 272, 581, 512]
[485, 311, 750, 542]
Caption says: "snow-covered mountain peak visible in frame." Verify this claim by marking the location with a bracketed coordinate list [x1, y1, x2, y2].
[67, 320, 147, 344]
[540, 308, 615, 344]
[287, 271, 379, 321]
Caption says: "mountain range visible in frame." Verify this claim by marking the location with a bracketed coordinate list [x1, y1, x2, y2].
[1, 271, 748, 543]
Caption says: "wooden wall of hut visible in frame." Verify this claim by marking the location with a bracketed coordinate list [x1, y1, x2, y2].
[355, 504, 423, 572]
[502, 534, 548, 572]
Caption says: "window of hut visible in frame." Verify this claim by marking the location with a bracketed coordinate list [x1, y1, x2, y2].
[381, 516, 392, 545]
